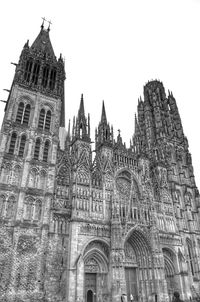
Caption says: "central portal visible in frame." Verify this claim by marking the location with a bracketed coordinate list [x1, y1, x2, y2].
[125, 268, 138, 301]
[85, 273, 96, 302]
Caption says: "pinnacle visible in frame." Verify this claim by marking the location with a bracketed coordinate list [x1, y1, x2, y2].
[101, 100, 107, 124]
[78, 94, 85, 117]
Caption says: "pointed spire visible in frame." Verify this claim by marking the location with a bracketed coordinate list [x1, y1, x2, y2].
[101, 100, 107, 124]
[78, 93, 85, 117]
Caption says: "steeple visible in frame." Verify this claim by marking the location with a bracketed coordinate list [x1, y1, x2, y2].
[11, 22, 66, 127]
[95, 101, 113, 149]
[101, 100, 107, 124]
[72, 94, 90, 142]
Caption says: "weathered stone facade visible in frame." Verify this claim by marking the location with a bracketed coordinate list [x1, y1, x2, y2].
[0, 24, 200, 302]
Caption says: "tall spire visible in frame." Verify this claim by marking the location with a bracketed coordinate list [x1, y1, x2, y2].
[72, 94, 90, 142]
[101, 101, 107, 124]
[78, 94, 85, 117]
[95, 100, 113, 149]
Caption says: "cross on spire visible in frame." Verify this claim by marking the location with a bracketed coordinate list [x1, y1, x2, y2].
[41, 17, 46, 28]
[47, 19, 52, 31]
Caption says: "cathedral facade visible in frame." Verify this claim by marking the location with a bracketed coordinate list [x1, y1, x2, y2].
[0, 24, 200, 302]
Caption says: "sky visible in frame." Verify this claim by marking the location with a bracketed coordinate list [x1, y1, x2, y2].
[0, 0, 200, 189]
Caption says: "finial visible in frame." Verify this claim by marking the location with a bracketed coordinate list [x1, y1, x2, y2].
[47, 19, 52, 32]
[41, 17, 46, 29]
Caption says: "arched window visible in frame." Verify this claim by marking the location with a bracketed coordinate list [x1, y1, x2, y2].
[16, 102, 24, 123]
[28, 169, 38, 188]
[49, 68, 57, 90]
[42, 65, 50, 88]
[6, 196, 16, 219]
[45, 110, 51, 131]
[18, 135, 26, 157]
[8, 132, 17, 154]
[34, 138, 41, 160]
[0, 195, 6, 217]
[34, 200, 42, 221]
[43, 140, 50, 162]
[24, 59, 33, 82]
[38, 109, 45, 129]
[40, 170, 46, 190]
[31, 61, 40, 85]
[24, 198, 34, 220]
[38, 109, 52, 131]
[12, 165, 21, 186]
[23, 104, 31, 125]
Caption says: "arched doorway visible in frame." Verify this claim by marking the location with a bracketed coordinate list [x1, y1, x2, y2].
[162, 248, 178, 297]
[83, 240, 109, 302]
[124, 228, 153, 302]
[87, 289, 94, 302]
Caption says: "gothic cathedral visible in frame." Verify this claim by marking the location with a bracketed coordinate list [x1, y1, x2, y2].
[0, 23, 200, 302]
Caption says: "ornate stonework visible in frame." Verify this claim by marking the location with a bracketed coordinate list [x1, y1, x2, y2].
[0, 26, 200, 302]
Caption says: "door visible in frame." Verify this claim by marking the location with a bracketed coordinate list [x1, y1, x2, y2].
[85, 273, 96, 302]
[125, 268, 138, 302]
[87, 289, 93, 302]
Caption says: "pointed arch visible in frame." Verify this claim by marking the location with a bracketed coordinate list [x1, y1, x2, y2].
[18, 134, 26, 157]
[34, 138, 41, 160]
[24, 197, 34, 220]
[43, 140, 50, 162]
[12, 165, 21, 186]
[44, 110, 51, 131]
[16, 102, 24, 123]
[6, 196, 16, 219]
[38, 108, 45, 129]
[8, 132, 17, 154]
[28, 168, 38, 187]
[33, 199, 42, 221]
[23, 104, 31, 125]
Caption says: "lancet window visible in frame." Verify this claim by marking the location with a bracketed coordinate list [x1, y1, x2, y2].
[24, 58, 33, 82]
[18, 134, 26, 157]
[43, 140, 50, 162]
[8, 132, 17, 154]
[16, 102, 31, 125]
[34, 138, 41, 160]
[31, 61, 40, 85]
[38, 109, 52, 131]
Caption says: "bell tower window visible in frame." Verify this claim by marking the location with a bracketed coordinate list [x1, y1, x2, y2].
[38, 109, 52, 131]
[16, 102, 24, 123]
[42, 65, 50, 88]
[31, 61, 40, 85]
[45, 110, 51, 131]
[18, 135, 26, 157]
[16, 102, 31, 125]
[8, 132, 17, 154]
[38, 109, 45, 129]
[24, 59, 33, 83]
[34, 138, 41, 160]
[49, 68, 57, 90]
[43, 140, 50, 162]
[23, 104, 31, 125]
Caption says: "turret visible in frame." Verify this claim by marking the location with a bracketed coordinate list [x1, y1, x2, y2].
[72, 94, 90, 142]
[95, 101, 113, 149]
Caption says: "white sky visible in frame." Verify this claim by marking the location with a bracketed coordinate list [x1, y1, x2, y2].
[0, 0, 200, 189]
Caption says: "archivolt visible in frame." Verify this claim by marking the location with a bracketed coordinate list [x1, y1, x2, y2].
[124, 227, 152, 266]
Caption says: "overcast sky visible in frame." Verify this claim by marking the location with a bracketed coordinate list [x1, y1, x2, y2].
[0, 0, 200, 188]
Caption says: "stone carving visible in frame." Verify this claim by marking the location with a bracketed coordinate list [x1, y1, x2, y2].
[17, 235, 38, 255]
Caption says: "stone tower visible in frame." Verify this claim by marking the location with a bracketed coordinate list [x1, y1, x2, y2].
[0, 22, 65, 301]
[0, 25, 200, 302]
